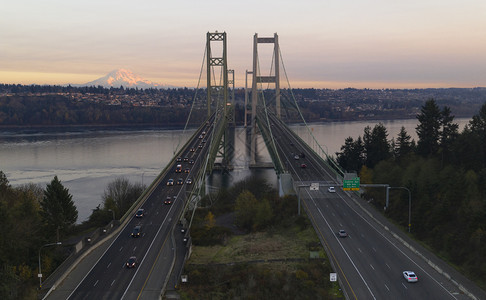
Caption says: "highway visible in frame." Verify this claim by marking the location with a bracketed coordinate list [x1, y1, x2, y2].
[66, 121, 213, 299]
[266, 112, 469, 300]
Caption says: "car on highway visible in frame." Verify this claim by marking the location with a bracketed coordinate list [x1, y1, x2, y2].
[184, 157, 189, 162]
[198, 144, 203, 149]
[126, 256, 137, 268]
[190, 147, 195, 152]
[328, 186, 336, 193]
[403, 271, 418, 282]
[131, 225, 141, 237]
[184, 168, 190, 173]
[176, 157, 182, 162]
[177, 178, 184, 185]
[338, 229, 348, 238]
[300, 163, 307, 168]
[294, 154, 300, 160]
[186, 178, 193, 184]
[199, 135, 203, 139]
[164, 196, 173, 205]
[189, 159, 194, 164]
[167, 178, 174, 186]
[135, 209, 145, 218]
[175, 164, 182, 173]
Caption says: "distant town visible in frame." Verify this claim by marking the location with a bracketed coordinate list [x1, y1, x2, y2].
[1, 83, 486, 127]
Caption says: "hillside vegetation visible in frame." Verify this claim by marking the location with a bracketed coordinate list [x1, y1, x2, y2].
[336, 99, 486, 289]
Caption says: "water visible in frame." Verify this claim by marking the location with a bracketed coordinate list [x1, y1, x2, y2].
[0, 118, 471, 222]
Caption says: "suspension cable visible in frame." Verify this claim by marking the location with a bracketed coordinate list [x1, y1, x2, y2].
[279, 48, 345, 176]
[174, 43, 207, 155]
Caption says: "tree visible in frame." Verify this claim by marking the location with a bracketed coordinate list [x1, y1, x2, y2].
[394, 126, 414, 160]
[40, 176, 78, 239]
[102, 177, 144, 217]
[363, 123, 391, 168]
[439, 106, 459, 165]
[234, 190, 258, 231]
[336, 136, 365, 172]
[204, 211, 216, 230]
[466, 103, 486, 169]
[416, 99, 442, 157]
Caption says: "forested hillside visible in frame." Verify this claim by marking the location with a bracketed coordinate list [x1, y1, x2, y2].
[336, 99, 486, 288]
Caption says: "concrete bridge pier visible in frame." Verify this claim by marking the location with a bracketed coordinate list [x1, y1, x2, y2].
[278, 173, 294, 197]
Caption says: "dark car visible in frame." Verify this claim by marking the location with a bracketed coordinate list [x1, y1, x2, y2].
[126, 256, 137, 268]
[183, 157, 189, 162]
[164, 196, 173, 205]
[135, 209, 145, 218]
[176, 157, 182, 162]
[300, 163, 307, 168]
[189, 159, 195, 164]
[177, 178, 184, 185]
[184, 168, 190, 173]
[131, 225, 141, 237]
[190, 147, 195, 152]
[167, 178, 174, 186]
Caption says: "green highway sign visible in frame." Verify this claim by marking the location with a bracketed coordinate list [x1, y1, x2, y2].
[343, 177, 360, 191]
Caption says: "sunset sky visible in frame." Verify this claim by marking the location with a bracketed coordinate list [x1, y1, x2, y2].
[1, 0, 485, 89]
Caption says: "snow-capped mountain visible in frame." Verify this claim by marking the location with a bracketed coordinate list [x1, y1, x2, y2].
[81, 69, 171, 89]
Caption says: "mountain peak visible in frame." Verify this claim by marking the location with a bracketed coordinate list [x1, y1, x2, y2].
[81, 69, 171, 89]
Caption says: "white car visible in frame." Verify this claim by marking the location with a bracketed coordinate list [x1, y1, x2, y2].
[328, 186, 336, 193]
[338, 229, 348, 238]
[403, 271, 418, 282]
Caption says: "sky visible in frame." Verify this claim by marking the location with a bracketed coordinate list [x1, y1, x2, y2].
[1, 0, 486, 89]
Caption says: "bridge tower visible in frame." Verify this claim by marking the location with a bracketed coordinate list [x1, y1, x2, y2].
[205, 31, 233, 172]
[206, 31, 228, 117]
[250, 33, 281, 165]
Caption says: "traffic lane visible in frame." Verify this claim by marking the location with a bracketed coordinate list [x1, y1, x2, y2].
[67, 232, 142, 299]
[127, 194, 185, 298]
[302, 192, 365, 299]
[69, 182, 179, 299]
[271, 117, 464, 298]
[337, 192, 466, 298]
[320, 195, 412, 299]
[323, 190, 459, 299]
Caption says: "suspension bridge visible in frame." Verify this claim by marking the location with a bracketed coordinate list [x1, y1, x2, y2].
[43, 32, 478, 300]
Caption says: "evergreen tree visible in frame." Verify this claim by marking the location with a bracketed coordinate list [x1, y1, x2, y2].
[467, 103, 486, 169]
[394, 126, 414, 160]
[439, 106, 459, 165]
[336, 136, 365, 172]
[40, 176, 78, 239]
[363, 123, 391, 168]
[416, 99, 442, 157]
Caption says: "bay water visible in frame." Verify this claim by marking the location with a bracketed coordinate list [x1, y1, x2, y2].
[0, 118, 471, 222]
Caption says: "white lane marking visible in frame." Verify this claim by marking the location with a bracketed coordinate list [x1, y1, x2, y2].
[372, 247, 377, 252]
[133, 246, 137, 251]
[386, 263, 391, 270]
[358, 248, 363, 253]
[119, 246, 123, 252]
[402, 283, 407, 289]
[370, 264, 375, 270]
[111, 280, 116, 286]
[94, 280, 99, 287]
[384, 284, 390, 291]
[107, 263, 111, 268]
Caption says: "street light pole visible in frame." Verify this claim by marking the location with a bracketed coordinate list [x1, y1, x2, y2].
[38, 242, 62, 288]
[108, 209, 115, 221]
[387, 187, 412, 233]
